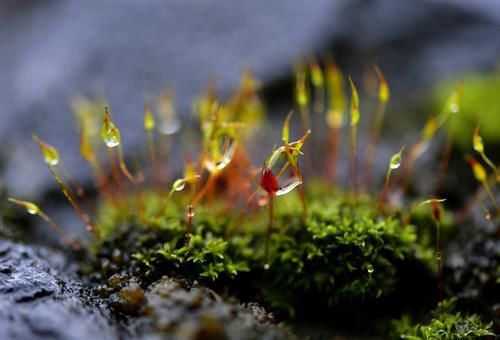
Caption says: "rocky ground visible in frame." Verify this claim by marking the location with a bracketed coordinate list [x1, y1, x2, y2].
[0, 239, 294, 339]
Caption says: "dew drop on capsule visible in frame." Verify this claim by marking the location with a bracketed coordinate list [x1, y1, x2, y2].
[390, 159, 401, 170]
[103, 128, 121, 148]
[175, 182, 185, 192]
[26, 207, 38, 215]
[263, 263, 270, 270]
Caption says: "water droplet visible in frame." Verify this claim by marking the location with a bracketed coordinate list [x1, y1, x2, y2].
[175, 182, 185, 191]
[33, 135, 60, 166]
[389, 145, 405, 170]
[263, 263, 270, 270]
[275, 177, 302, 196]
[186, 204, 196, 218]
[390, 160, 401, 170]
[101, 108, 121, 148]
[8, 198, 40, 215]
[449, 103, 459, 114]
[436, 252, 442, 261]
[204, 136, 236, 172]
[26, 208, 38, 215]
[103, 128, 121, 148]
[367, 264, 374, 274]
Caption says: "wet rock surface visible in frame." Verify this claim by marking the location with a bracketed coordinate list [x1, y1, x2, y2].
[0, 239, 119, 340]
[128, 278, 290, 340]
[446, 230, 500, 332]
[0, 239, 290, 339]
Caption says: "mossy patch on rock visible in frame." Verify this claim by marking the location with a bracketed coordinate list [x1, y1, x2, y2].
[90, 183, 422, 317]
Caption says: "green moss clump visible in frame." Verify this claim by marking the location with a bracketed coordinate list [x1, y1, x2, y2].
[92, 184, 421, 317]
[261, 193, 416, 316]
[391, 298, 494, 339]
[434, 72, 500, 148]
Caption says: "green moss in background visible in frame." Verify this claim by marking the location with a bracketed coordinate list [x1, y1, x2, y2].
[434, 72, 500, 149]
[391, 297, 494, 339]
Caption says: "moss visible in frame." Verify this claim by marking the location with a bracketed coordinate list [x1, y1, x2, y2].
[91, 182, 422, 317]
[391, 298, 494, 339]
[434, 72, 500, 149]
[262, 194, 416, 316]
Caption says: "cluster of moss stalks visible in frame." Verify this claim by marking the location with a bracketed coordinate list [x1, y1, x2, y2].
[8, 60, 498, 337]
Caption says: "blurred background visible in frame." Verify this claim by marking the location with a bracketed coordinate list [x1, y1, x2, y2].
[0, 0, 499, 239]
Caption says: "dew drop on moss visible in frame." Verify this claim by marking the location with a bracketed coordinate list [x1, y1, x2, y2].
[367, 264, 374, 274]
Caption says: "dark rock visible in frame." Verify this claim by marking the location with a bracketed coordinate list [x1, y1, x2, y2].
[128, 277, 292, 340]
[446, 231, 500, 332]
[0, 239, 120, 340]
[0, 239, 292, 339]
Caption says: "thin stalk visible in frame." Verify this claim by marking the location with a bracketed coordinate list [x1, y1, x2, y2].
[297, 181, 308, 217]
[454, 172, 497, 224]
[479, 152, 499, 183]
[48, 166, 96, 235]
[397, 141, 425, 195]
[147, 130, 160, 186]
[227, 187, 259, 236]
[327, 126, 340, 185]
[38, 211, 81, 251]
[350, 125, 358, 201]
[59, 160, 97, 215]
[59, 160, 85, 197]
[363, 101, 387, 190]
[432, 131, 453, 196]
[117, 145, 145, 221]
[264, 193, 274, 268]
[435, 219, 444, 302]
[107, 148, 122, 198]
[185, 204, 195, 244]
[300, 105, 311, 132]
[376, 166, 392, 216]
[482, 181, 499, 215]
[313, 86, 325, 114]
[89, 156, 107, 195]
[192, 172, 217, 206]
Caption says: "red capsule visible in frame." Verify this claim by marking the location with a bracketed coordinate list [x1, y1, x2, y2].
[260, 167, 279, 195]
[431, 201, 441, 222]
